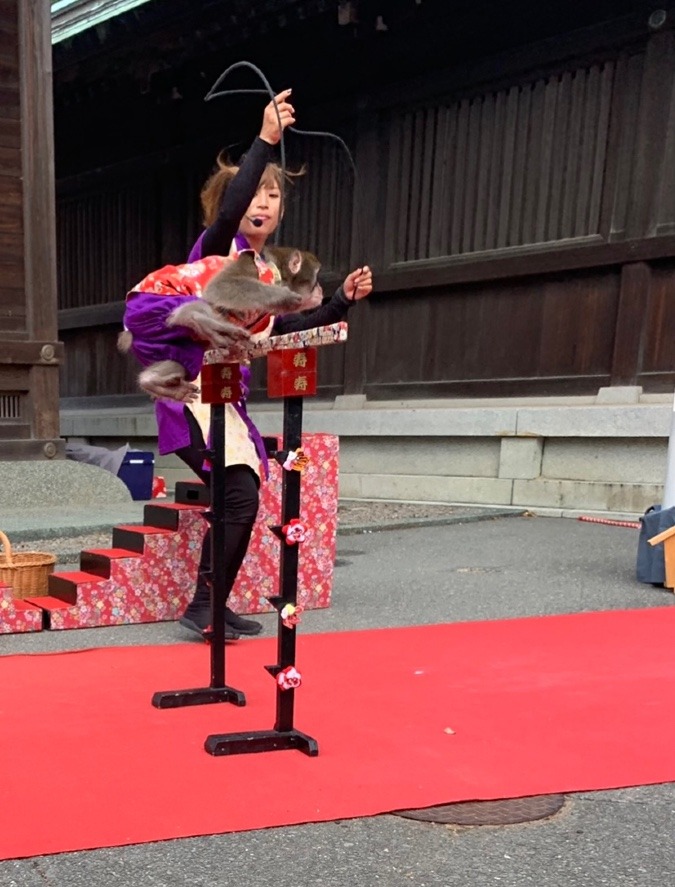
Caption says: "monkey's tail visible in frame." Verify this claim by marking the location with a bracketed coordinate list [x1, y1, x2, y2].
[117, 330, 133, 353]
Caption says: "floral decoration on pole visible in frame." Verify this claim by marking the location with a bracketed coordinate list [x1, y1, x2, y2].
[281, 518, 310, 544]
[282, 449, 310, 472]
[280, 603, 304, 629]
[276, 666, 302, 691]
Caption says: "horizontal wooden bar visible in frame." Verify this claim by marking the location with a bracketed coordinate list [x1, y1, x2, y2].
[365, 374, 614, 400]
[0, 439, 65, 460]
[375, 234, 675, 293]
[58, 301, 124, 330]
[0, 340, 64, 365]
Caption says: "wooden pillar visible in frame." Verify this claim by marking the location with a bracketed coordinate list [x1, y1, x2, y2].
[342, 112, 383, 396]
[610, 261, 651, 386]
[610, 20, 675, 388]
[0, 0, 63, 460]
[625, 26, 675, 241]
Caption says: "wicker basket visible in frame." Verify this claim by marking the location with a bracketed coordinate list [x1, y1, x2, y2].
[0, 530, 56, 599]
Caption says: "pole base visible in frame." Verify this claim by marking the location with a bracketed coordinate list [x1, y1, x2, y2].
[152, 686, 246, 709]
[204, 728, 319, 757]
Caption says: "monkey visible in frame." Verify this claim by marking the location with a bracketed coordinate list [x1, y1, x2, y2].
[120, 249, 318, 402]
[265, 246, 323, 309]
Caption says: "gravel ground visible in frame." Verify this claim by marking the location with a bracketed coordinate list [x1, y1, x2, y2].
[12, 534, 120, 564]
[8, 501, 494, 564]
[337, 500, 485, 524]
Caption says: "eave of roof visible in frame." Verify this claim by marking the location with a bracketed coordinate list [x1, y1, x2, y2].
[51, 0, 154, 44]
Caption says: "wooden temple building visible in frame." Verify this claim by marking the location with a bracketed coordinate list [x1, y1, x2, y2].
[2, 0, 675, 512]
[49, 0, 675, 406]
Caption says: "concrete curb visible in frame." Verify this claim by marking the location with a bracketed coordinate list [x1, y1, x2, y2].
[11, 510, 525, 549]
[337, 510, 525, 535]
[9, 503, 647, 548]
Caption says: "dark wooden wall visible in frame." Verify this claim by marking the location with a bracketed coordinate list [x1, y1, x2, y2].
[56, 5, 675, 403]
[0, 0, 62, 457]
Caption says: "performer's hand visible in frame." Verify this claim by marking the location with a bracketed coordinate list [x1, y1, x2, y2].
[260, 89, 296, 145]
[343, 266, 373, 301]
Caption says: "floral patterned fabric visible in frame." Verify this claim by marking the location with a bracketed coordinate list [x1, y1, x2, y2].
[124, 249, 277, 465]
[0, 585, 42, 634]
[0, 434, 338, 632]
[128, 252, 277, 299]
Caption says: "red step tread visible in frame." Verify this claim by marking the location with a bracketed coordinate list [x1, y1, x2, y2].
[146, 502, 203, 512]
[23, 596, 72, 611]
[114, 525, 174, 535]
[11, 599, 44, 612]
[50, 571, 105, 583]
[82, 548, 143, 559]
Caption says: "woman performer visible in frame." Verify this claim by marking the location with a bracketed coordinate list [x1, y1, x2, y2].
[125, 90, 372, 639]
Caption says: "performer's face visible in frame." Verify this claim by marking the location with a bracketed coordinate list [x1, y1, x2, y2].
[240, 174, 282, 241]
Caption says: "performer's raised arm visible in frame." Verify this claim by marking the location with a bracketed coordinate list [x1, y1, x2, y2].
[193, 89, 296, 260]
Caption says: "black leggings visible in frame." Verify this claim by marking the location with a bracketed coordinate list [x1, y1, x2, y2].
[176, 409, 260, 608]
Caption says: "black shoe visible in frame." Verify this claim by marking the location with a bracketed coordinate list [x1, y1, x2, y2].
[225, 606, 263, 636]
[179, 612, 240, 641]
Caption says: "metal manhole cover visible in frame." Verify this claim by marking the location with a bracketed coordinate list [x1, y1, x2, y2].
[394, 794, 566, 826]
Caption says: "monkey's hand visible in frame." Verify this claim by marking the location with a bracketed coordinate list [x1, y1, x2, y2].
[167, 300, 251, 349]
[138, 361, 200, 403]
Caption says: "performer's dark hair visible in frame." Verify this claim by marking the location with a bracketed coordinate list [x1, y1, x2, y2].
[200, 150, 305, 227]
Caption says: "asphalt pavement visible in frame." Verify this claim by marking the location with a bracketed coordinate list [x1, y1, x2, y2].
[1, 515, 673, 886]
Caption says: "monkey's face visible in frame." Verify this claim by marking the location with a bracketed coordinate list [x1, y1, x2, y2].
[296, 281, 324, 311]
[265, 247, 323, 311]
[239, 180, 282, 241]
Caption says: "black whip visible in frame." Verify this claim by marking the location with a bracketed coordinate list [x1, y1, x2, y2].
[204, 60, 359, 250]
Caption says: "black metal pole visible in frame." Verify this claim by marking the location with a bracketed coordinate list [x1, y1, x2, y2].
[274, 396, 303, 732]
[204, 392, 317, 755]
[209, 403, 227, 687]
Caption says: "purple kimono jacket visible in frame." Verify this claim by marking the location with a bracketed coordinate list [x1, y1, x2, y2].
[124, 283, 269, 477]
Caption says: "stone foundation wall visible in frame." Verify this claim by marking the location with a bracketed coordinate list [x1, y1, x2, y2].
[59, 387, 673, 517]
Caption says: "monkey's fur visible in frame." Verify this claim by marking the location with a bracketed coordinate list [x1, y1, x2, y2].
[122, 250, 314, 402]
[266, 246, 321, 296]
[200, 251, 303, 323]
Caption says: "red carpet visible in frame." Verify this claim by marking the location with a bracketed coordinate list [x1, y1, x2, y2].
[1, 608, 675, 860]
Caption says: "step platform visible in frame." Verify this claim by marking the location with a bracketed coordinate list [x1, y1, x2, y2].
[0, 582, 43, 633]
[2, 433, 338, 632]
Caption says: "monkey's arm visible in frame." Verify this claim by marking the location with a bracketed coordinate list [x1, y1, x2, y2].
[198, 138, 276, 257]
[167, 300, 250, 349]
[271, 287, 352, 334]
[203, 263, 303, 318]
